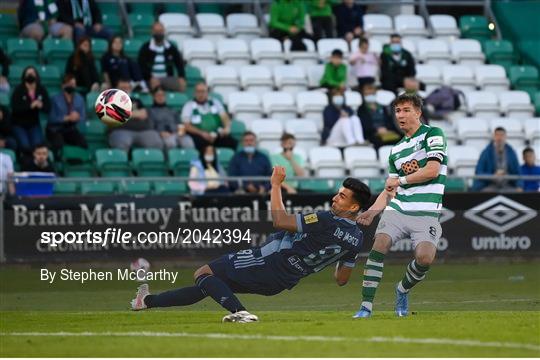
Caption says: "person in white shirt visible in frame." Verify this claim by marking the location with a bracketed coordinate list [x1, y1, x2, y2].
[0, 152, 14, 194]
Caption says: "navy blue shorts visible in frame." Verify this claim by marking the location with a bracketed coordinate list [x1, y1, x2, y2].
[208, 250, 289, 296]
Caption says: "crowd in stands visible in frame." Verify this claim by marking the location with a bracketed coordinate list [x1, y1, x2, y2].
[0, 0, 539, 195]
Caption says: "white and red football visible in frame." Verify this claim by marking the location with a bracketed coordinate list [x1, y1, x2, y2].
[95, 89, 132, 127]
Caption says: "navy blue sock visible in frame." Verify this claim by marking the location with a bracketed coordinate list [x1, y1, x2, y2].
[196, 274, 246, 313]
[144, 286, 206, 308]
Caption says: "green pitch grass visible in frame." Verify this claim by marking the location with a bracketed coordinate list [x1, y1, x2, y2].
[1, 262, 539, 357]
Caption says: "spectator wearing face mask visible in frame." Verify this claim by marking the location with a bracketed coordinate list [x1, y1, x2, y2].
[357, 83, 401, 149]
[271, 133, 306, 194]
[138, 22, 186, 92]
[188, 144, 230, 195]
[380, 33, 415, 93]
[47, 73, 87, 158]
[321, 91, 365, 147]
[228, 131, 272, 194]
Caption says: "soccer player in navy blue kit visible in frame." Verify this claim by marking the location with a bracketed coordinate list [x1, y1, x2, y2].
[131, 166, 371, 322]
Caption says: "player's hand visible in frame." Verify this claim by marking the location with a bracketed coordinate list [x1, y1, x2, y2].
[385, 177, 399, 191]
[357, 211, 375, 226]
[271, 166, 286, 187]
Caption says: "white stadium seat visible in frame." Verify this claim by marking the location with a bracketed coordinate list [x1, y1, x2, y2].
[159, 13, 193, 42]
[344, 146, 380, 178]
[273, 65, 308, 95]
[227, 92, 262, 121]
[196, 13, 226, 40]
[285, 119, 320, 149]
[182, 39, 216, 72]
[497, 91, 535, 118]
[456, 117, 491, 151]
[474, 64, 509, 92]
[415, 64, 442, 93]
[489, 117, 526, 149]
[350, 38, 384, 55]
[417, 39, 451, 65]
[442, 65, 476, 92]
[309, 146, 345, 177]
[296, 91, 328, 131]
[317, 38, 349, 61]
[429, 15, 460, 40]
[216, 39, 250, 67]
[465, 91, 500, 118]
[205, 66, 240, 100]
[401, 38, 418, 58]
[262, 91, 297, 119]
[524, 118, 540, 149]
[363, 14, 394, 41]
[394, 14, 429, 40]
[344, 90, 362, 109]
[376, 89, 396, 106]
[448, 145, 480, 176]
[251, 119, 284, 150]
[240, 65, 274, 95]
[306, 65, 325, 88]
[226, 13, 261, 40]
[250, 38, 284, 66]
[284, 38, 318, 66]
[451, 39, 485, 65]
[377, 145, 393, 173]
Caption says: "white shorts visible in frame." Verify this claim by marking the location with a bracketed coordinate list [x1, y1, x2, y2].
[375, 209, 442, 248]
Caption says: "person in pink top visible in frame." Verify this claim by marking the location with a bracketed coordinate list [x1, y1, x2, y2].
[349, 37, 379, 90]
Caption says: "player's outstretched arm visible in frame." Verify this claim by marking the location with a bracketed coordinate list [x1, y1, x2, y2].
[356, 189, 395, 226]
[270, 166, 298, 232]
[334, 261, 353, 286]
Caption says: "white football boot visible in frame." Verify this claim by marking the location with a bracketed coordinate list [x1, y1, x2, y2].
[131, 283, 150, 311]
[222, 310, 259, 323]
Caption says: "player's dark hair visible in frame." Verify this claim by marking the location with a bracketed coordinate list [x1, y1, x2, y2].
[33, 143, 48, 152]
[523, 147, 534, 156]
[392, 92, 423, 111]
[243, 130, 256, 139]
[390, 33, 401, 39]
[342, 178, 371, 210]
[331, 49, 343, 58]
[494, 126, 506, 133]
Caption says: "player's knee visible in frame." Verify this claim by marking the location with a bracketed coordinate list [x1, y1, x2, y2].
[193, 265, 213, 281]
[416, 253, 435, 266]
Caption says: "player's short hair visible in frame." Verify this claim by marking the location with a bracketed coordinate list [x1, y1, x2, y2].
[392, 92, 423, 111]
[523, 147, 535, 156]
[494, 126, 506, 133]
[342, 178, 371, 209]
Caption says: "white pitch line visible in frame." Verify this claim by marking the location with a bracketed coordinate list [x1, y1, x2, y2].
[1, 331, 539, 352]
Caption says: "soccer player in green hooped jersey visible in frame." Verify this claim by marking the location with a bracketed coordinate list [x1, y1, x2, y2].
[353, 92, 447, 318]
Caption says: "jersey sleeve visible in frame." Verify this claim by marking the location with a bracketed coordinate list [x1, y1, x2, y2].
[425, 127, 447, 163]
[295, 210, 334, 234]
[388, 154, 399, 178]
[340, 251, 359, 268]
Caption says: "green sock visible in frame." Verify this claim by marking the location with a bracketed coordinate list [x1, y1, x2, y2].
[361, 250, 385, 312]
[398, 260, 430, 293]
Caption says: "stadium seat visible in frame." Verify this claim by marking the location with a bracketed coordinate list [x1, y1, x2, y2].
[465, 91, 500, 118]
[131, 148, 168, 177]
[285, 119, 320, 149]
[417, 40, 451, 65]
[119, 180, 152, 195]
[284, 38, 318, 66]
[489, 117, 526, 149]
[524, 118, 540, 149]
[195, 3, 224, 14]
[306, 65, 325, 88]
[230, 120, 246, 142]
[455, 117, 491, 151]
[451, 39, 485, 65]
[227, 91, 263, 121]
[344, 146, 380, 178]
[309, 146, 345, 177]
[102, 13, 122, 36]
[7, 38, 38, 67]
[350, 38, 383, 55]
[165, 92, 189, 111]
[62, 145, 94, 177]
[216, 39, 250, 67]
[497, 91, 535, 118]
[273, 65, 308, 95]
[240, 65, 274, 96]
[42, 38, 74, 70]
[164, 3, 187, 13]
[153, 180, 188, 195]
[251, 119, 284, 150]
[205, 65, 240, 100]
[80, 181, 116, 195]
[394, 14, 429, 40]
[216, 147, 235, 169]
[298, 179, 335, 193]
[401, 38, 418, 58]
[415, 65, 442, 93]
[82, 120, 108, 151]
[317, 38, 349, 61]
[131, 92, 152, 107]
[459, 15, 492, 41]
[159, 13, 194, 42]
[375, 89, 396, 106]
[484, 40, 518, 73]
[182, 39, 216, 72]
[168, 148, 199, 176]
[377, 145, 393, 173]
[123, 39, 143, 59]
[445, 178, 467, 192]
[0, 14, 19, 42]
[128, 14, 155, 40]
[448, 145, 480, 176]
[429, 15, 460, 41]
[344, 90, 362, 109]
[85, 91, 100, 120]
[250, 38, 284, 66]
[441, 65, 476, 92]
[534, 91, 540, 116]
[128, 3, 155, 15]
[196, 13, 227, 40]
[363, 14, 394, 42]
[185, 65, 204, 90]
[54, 181, 79, 195]
[474, 64, 509, 92]
[296, 91, 328, 131]
[95, 149, 131, 177]
[261, 92, 296, 119]
[226, 13, 261, 40]
[509, 65, 540, 98]
[0, 92, 9, 107]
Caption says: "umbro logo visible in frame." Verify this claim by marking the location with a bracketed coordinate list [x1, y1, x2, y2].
[464, 196, 537, 233]
[439, 207, 455, 224]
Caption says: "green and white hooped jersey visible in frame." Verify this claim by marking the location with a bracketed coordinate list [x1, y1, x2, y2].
[386, 124, 447, 218]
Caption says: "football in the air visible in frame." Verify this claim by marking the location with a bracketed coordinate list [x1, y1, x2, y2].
[95, 89, 132, 127]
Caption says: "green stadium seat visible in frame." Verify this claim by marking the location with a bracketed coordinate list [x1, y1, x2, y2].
[62, 145, 94, 177]
[459, 15, 493, 41]
[484, 40, 518, 72]
[42, 38, 74, 70]
[7, 64, 25, 85]
[509, 65, 540, 97]
[196, 3, 224, 14]
[119, 180, 152, 194]
[128, 3, 155, 16]
[102, 13, 123, 36]
[124, 39, 143, 59]
[131, 148, 168, 176]
[96, 148, 131, 177]
[445, 178, 467, 192]
[54, 182, 79, 195]
[216, 147, 235, 170]
[86, 91, 100, 120]
[368, 179, 386, 193]
[153, 180, 188, 195]
[230, 120, 246, 142]
[166, 92, 189, 111]
[0, 92, 9, 107]
[81, 180, 116, 195]
[0, 15, 19, 42]
[7, 38, 39, 67]
[210, 92, 224, 104]
[91, 38, 108, 59]
[298, 179, 334, 193]
[534, 91, 540, 115]
[185, 65, 203, 87]
[164, 3, 187, 13]
[83, 120, 109, 151]
[97, 2, 119, 14]
[131, 92, 152, 107]
[168, 148, 199, 176]
[36, 65, 62, 93]
[128, 14, 155, 39]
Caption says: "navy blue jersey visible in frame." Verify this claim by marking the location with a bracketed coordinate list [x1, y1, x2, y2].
[229, 210, 363, 290]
